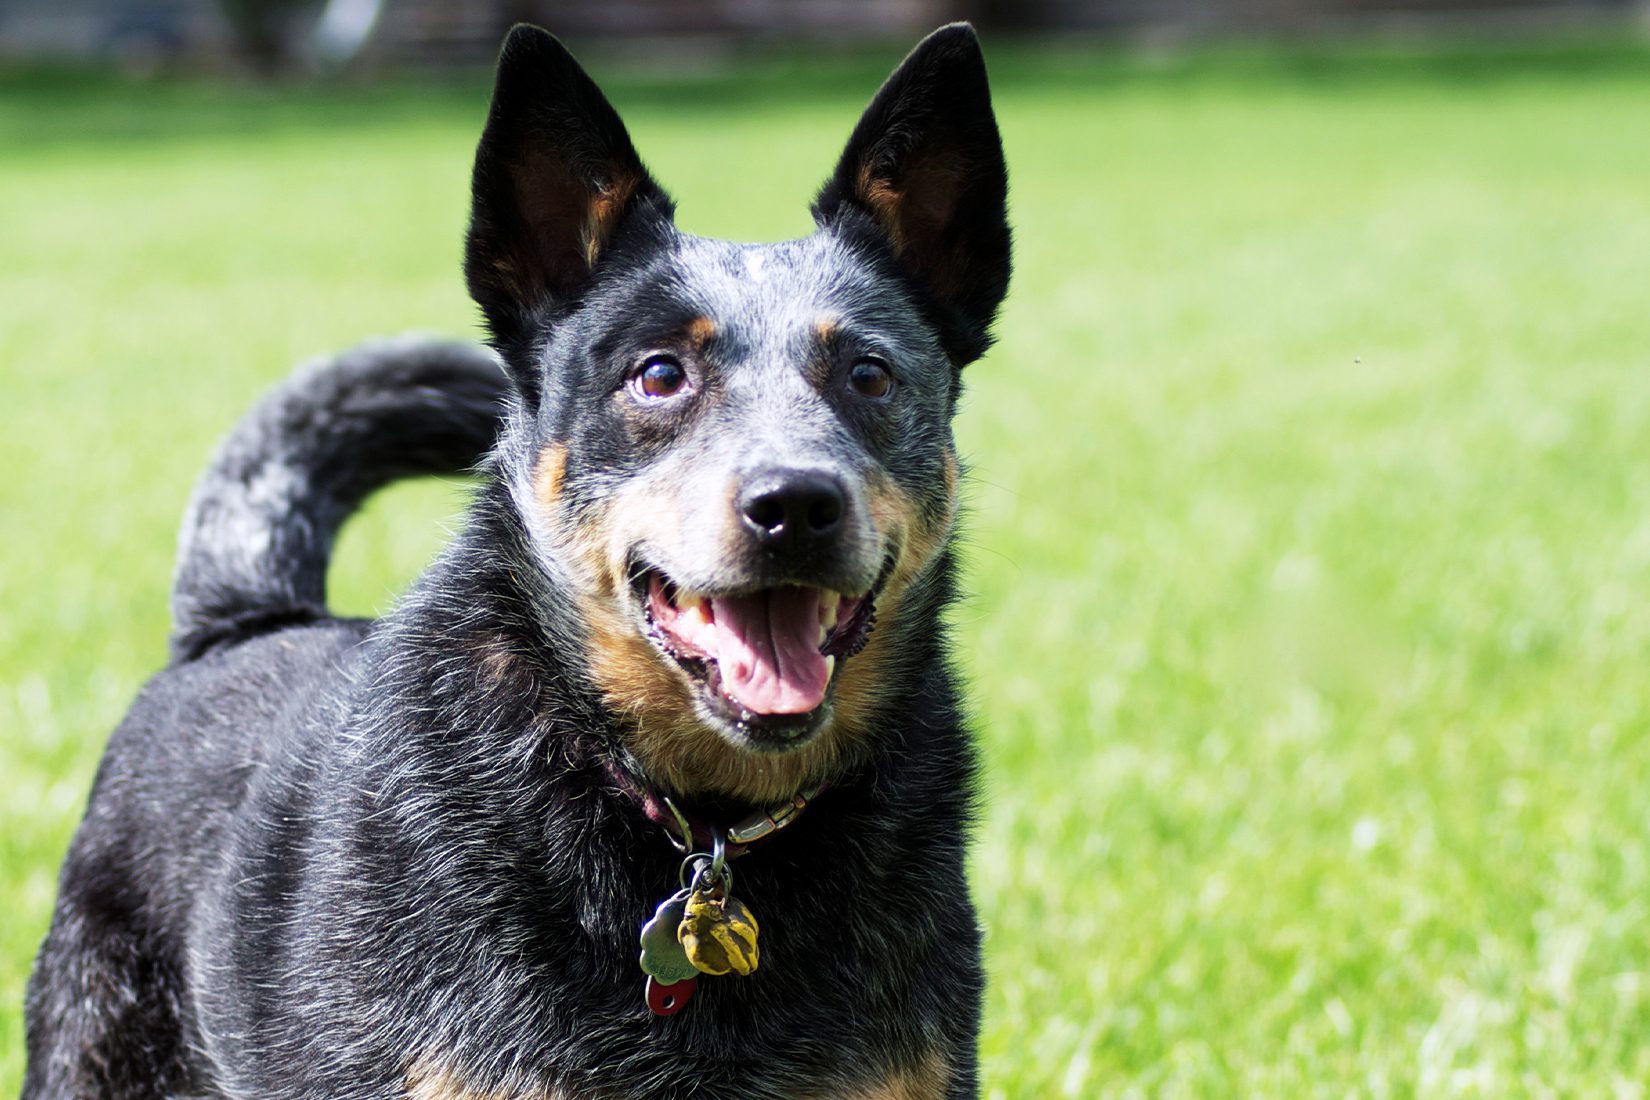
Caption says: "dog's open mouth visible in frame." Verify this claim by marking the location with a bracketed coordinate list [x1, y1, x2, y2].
[641, 571, 878, 731]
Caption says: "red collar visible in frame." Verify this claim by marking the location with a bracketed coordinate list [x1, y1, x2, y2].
[603, 758, 826, 858]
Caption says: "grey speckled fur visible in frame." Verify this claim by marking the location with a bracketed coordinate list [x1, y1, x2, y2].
[170, 338, 510, 658]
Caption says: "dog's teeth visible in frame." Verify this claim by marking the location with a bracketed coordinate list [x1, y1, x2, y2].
[681, 601, 713, 633]
[824, 655, 836, 679]
[819, 592, 841, 632]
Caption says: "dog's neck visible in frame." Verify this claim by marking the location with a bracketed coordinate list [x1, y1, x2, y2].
[600, 753, 829, 857]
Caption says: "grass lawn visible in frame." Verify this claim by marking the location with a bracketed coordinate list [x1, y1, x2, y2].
[5, 34, 1650, 1096]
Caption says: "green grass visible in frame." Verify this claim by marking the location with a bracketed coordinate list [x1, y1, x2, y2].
[5, 35, 1650, 1096]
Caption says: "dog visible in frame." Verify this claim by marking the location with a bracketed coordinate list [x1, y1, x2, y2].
[23, 21, 1010, 1099]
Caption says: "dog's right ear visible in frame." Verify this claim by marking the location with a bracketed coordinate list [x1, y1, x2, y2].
[465, 25, 671, 400]
[813, 24, 1010, 367]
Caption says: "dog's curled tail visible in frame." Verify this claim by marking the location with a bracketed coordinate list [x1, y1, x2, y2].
[169, 337, 511, 661]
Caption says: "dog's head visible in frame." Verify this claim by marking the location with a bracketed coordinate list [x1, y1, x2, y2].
[467, 24, 1010, 801]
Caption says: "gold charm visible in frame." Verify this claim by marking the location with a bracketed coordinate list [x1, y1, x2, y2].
[678, 889, 760, 976]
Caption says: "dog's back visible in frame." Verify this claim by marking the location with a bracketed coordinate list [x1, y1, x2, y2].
[23, 341, 506, 1097]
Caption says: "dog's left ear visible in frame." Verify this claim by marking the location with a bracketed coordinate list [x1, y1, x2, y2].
[813, 23, 1011, 366]
[466, 25, 672, 397]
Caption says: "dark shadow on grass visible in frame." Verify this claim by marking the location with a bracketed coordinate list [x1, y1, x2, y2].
[3, 31, 1648, 152]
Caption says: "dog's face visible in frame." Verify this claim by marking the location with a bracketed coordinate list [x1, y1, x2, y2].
[466, 25, 1009, 800]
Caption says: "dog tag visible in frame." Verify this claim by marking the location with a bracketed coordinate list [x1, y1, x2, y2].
[678, 889, 760, 976]
[639, 889, 699, 984]
[646, 975, 696, 1016]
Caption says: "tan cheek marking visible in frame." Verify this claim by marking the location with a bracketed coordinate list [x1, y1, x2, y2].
[582, 600, 702, 742]
[830, 607, 894, 737]
[833, 476, 914, 736]
[834, 465, 958, 735]
[865, 475, 909, 538]
[548, 478, 677, 602]
[868, 467, 956, 594]
[533, 444, 568, 512]
[900, 453, 961, 591]
[556, 508, 615, 600]
[539, 479, 701, 774]
[601, 485, 685, 596]
[535, 480, 697, 744]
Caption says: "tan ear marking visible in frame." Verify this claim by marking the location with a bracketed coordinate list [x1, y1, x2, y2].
[582, 171, 642, 266]
[855, 154, 966, 273]
[856, 162, 907, 252]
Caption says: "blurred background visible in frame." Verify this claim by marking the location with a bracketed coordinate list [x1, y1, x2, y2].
[2, 0, 1648, 72]
[5, 1, 1650, 1096]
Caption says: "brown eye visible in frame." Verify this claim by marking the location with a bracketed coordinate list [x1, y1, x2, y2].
[632, 355, 688, 400]
[847, 358, 893, 399]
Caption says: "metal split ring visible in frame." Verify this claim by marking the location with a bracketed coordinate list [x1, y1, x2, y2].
[677, 831, 731, 895]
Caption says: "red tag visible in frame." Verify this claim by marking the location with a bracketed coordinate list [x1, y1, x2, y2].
[646, 976, 696, 1016]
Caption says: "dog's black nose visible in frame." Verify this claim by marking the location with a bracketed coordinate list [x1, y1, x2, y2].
[739, 470, 845, 548]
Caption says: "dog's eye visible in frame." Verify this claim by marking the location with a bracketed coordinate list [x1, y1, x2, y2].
[632, 355, 689, 400]
[847, 358, 893, 400]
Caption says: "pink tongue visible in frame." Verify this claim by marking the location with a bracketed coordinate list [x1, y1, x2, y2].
[710, 587, 829, 715]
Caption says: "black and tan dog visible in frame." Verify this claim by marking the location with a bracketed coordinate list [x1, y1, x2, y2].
[23, 21, 1010, 1099]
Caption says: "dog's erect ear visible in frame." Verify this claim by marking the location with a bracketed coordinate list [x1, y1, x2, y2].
[466, 26, 671, 387]
[813, 23, 1011, 366]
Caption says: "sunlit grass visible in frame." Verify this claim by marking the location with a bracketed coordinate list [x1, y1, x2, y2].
[4, 35, 1650, 1094]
